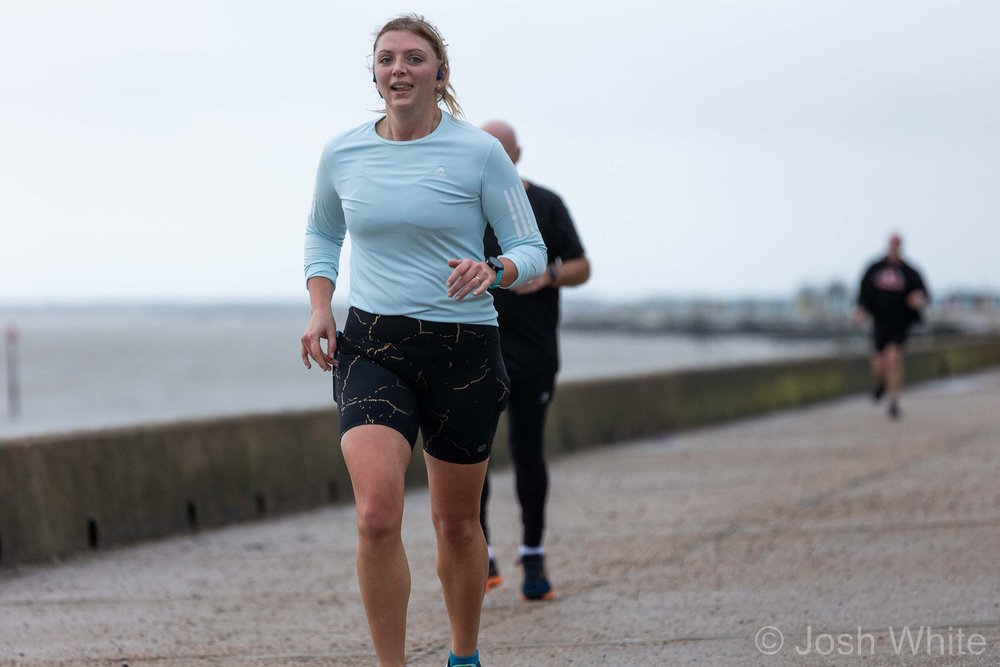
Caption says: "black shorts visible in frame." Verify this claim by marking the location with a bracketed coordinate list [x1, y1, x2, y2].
[333, 308, 510, 464]
[873, 323, 909, 352]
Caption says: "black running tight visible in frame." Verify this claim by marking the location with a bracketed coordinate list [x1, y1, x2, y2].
[480, 374, 553, 548]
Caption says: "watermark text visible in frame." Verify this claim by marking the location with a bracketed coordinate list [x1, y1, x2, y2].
[755, 625, 987, 657]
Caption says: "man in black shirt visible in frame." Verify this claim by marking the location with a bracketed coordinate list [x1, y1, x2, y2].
[479, 121, 590, 600]
[855, 233, 929, 419]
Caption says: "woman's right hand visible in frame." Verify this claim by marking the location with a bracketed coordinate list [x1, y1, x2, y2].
[301, 309, 338, 371]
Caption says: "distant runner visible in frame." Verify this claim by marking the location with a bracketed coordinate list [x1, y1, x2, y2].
[854, 233, 929, 419]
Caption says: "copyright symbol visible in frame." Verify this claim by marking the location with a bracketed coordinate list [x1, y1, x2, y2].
[755, 626, 784, 655]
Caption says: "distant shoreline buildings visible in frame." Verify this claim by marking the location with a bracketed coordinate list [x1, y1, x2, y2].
[1, 287, 997, 340]
[562, 285, 1000, 339]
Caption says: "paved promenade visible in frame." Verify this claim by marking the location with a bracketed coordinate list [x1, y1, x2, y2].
[3, 369, 1000, 666]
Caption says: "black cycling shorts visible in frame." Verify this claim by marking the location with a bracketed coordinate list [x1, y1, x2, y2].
[333, 307, 509, 464]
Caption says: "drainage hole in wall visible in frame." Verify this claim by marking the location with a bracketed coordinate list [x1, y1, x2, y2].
[87, 518, 100, 549]
[186, 501, 199, 531]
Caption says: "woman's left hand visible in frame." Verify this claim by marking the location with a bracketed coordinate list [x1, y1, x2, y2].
[446, 258, 493, 300]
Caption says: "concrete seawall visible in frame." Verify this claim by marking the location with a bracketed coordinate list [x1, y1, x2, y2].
[3, 335, 999, 566]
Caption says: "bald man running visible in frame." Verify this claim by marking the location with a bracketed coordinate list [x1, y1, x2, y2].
[478, 120, 591, 600]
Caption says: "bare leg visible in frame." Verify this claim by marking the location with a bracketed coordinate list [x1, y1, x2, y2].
[341, 425, 412, 667]
[426, 454, 489, 658]
[884, 343, 903, 404]
[871, 351, 887, 387]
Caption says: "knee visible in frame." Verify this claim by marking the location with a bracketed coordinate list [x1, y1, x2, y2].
[355, 504, 402, 544]
[512, 445, 546, 469]
[885, 345, 902, 365]
[432, 509, 480, 545]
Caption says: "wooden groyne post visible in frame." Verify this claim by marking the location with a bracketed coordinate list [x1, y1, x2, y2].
[5, 326, 20, 420]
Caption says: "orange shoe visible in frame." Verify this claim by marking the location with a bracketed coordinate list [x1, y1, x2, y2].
[485, 557, 504, 592]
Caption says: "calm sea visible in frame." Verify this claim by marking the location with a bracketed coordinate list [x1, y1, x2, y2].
[0, 305, 858, 439]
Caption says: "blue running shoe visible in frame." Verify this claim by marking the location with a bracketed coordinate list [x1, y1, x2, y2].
[519, 554, 554, 601]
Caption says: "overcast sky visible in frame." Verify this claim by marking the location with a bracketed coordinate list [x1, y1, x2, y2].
[2, 0, 998, 305]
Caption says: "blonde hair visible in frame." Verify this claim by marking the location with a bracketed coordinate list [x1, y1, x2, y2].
[372, 14, 464, 118]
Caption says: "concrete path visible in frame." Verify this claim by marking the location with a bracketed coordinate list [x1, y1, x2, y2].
[3, 370, 1000, 666]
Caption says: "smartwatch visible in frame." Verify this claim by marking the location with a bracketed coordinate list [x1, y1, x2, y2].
[485, 257, 504, 289]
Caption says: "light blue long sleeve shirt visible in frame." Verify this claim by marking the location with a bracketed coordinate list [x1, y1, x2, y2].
[304, 112, 547, 326]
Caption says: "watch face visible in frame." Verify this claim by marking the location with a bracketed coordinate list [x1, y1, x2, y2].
[487, 257, 504, 272]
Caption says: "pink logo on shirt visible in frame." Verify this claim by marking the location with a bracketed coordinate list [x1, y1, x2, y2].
[874, 267, 904, 292]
